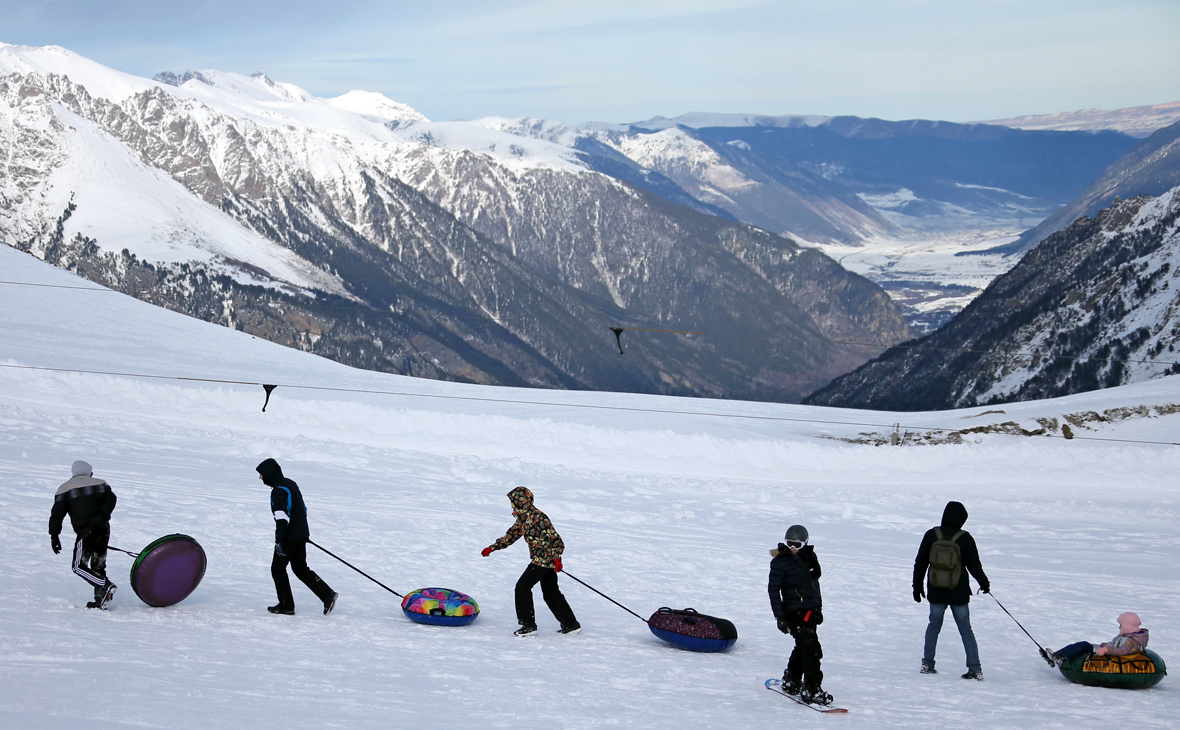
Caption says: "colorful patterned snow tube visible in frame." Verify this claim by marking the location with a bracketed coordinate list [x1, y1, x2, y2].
[401, 587, 480, 626]
[647, 607, 738, 652]
[129, 534, 207, 607]
[1059, 650, 1167, 689]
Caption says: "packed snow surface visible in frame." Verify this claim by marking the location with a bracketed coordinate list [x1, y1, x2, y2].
[1, 244, 1177, 729]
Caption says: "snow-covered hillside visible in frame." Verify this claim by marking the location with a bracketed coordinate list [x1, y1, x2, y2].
[986, 101, 1180, 139]
[1, 220, 1176, 729]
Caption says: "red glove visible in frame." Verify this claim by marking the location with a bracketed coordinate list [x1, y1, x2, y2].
[481, 547, 493, 557]
[553, 557, 563, 572]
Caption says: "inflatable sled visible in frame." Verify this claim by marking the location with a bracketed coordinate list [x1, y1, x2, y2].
[130, 534, 207, 607]
[647, 607, 738, 652]
[401, 587, 480, 626]
[1059, 650, 1167, 689]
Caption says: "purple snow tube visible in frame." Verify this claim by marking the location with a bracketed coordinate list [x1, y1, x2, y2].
[129, 534, 207, 607]
[647, 607, 738, 652]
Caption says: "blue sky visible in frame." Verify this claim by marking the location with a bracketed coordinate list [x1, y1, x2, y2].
[3, 0, 1178, 124]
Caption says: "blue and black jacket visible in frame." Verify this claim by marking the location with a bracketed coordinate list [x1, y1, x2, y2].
[256, 459, 310, 544]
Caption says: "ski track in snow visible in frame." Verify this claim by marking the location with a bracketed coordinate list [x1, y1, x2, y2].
[0, 245, 1177, 729]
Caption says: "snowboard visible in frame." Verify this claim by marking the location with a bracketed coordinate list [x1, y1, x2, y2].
[764, 679, 848, 714]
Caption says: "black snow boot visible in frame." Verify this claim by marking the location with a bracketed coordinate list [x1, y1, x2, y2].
[1039, 648, 1060, 667]
[98, 582, 117, 610]
[920, 664, 937, 674]
[801, 686, 833, 706]
[557, 622, 581, 634]
[514, 624, 538, 637]
[961, 670, 984, 681]
[782, 670, 802, 695]
[268, 604, 295, 615]
[323, 592, 338, 616]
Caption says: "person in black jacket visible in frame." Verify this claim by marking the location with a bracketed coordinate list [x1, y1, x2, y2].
[768, 524, 832, 706]
[913, 501, 990, 679]
[256, 459, 337, 616]
[49, 460, 118, 609]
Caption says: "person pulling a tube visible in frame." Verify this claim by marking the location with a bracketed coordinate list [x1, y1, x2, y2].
[482, 486, 581, 636]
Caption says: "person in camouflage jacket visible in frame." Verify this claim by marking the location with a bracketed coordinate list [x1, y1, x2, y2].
[482, 486, 580, 635]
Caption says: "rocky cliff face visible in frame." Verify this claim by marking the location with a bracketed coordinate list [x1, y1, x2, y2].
[0, 44, 912, 402]
[805, 187, 1180, 410]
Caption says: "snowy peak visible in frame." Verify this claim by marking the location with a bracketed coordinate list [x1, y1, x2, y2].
[627, 112, 835, 131]
[324, 90, 428, 123]
[154, 67, 313, 104]
[985, 101, 1180, 139]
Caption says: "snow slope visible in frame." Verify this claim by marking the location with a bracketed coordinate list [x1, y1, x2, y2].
[1, 237, 1177, 729]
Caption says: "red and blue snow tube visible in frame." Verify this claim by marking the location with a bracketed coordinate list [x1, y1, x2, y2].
[648, 607, 738, 652]
[401, 587, 480, 626]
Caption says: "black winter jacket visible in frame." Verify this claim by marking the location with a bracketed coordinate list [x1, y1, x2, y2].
[768, 543, 822, 618]
[49, 476, 116, 537]
[913, 501, 989, 605]
[257, 459, 310, 543]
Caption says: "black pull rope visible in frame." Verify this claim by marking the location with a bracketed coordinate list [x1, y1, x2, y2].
[107, 546, 141, 558]
[988, 592, 1046, 652]
[307, 539, 403, 598]
[261, 384, 277, 412]
[563, 570, 648, 623]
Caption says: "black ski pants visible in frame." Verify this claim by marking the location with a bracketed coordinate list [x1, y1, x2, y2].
[73, 523, 110, 599]
[784, 608, 824, 690]
[271, 539, 334, 609]
[515, 563, 577, 627]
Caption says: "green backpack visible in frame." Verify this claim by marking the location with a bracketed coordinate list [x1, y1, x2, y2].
[927, 527, 965, 590]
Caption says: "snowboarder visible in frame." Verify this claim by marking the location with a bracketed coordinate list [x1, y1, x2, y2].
[256, 458, 338, 616]
[768, 524, 832, 706]
[913, 500, 990, 679]
[1041, 612, 1150, 666]
[49, 460, 118, 609]
[481, 486, 580, 636]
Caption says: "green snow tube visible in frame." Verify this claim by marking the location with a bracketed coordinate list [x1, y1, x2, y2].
[1059, 650, 1167, 689]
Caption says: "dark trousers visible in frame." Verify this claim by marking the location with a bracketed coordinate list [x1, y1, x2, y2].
[271, 539, 333, 609]
[514, 563, 577, 627]
[73, 524, 110, 598]
[784, 609, 824, 690]
[1056, 641, 1095, 661]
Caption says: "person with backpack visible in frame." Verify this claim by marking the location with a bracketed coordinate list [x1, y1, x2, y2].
[256, 458, 338, 616]
[481, 486, 581, 636]
[913, 501, 990, 679]
[49, 460, 118, 609]
[768, 524, 832, 706]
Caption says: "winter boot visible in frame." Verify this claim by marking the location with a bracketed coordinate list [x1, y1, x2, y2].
[98, 582, 117, 610]
[801, 685, 833, 706]
[268, 604, 295, 615]
[1039, 648, 1060, 667]
[920, 664, 937, 674]
[323, 592, 338, 616]
[781, 670, 803, 696]
[557, 622, 582, 634]
[961, 670, 984, 681]
[513, 624, 539, 637]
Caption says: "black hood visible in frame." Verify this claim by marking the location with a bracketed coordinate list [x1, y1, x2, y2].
[256, 458, 285, 486]
[940, 501, 968, 532]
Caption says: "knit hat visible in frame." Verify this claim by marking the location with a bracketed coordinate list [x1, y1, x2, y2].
[1118, 612, 1142, 634]
[71, 460, 93, 477]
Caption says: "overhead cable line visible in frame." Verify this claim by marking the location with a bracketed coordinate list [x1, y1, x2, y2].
[0, 362, 1175, 447]
[3, 278, 1177, 369]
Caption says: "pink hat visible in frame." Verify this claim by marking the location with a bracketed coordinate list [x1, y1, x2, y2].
[1118, 612, 1141, 633]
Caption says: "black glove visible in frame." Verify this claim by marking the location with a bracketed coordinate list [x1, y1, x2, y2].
[811, 609, 824, 626]
[979, 584, 990, 594]
[274, 542, 287, 557]
[776, 617, 790, 634]
[913, 586, 924, 603]
[51, 535, 62, 554]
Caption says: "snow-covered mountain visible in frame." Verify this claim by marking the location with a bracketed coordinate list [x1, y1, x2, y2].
[806, 185, 1180, 410]
[985, 101, 1180, 139]
[0, 42, 913, 403]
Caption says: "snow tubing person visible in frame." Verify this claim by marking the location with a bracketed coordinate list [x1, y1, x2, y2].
[401, 587, 480, 626]
[647, 607, 737, 652]
[256, 459, 338, 616]
[130, 534, 208, 607]
[913, 501, 990, 680]
[481, 486, 580, 636]
[49, 460, 118, 609]
[1041, 612, 1167, 689]
[768, 524, 832, 706]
